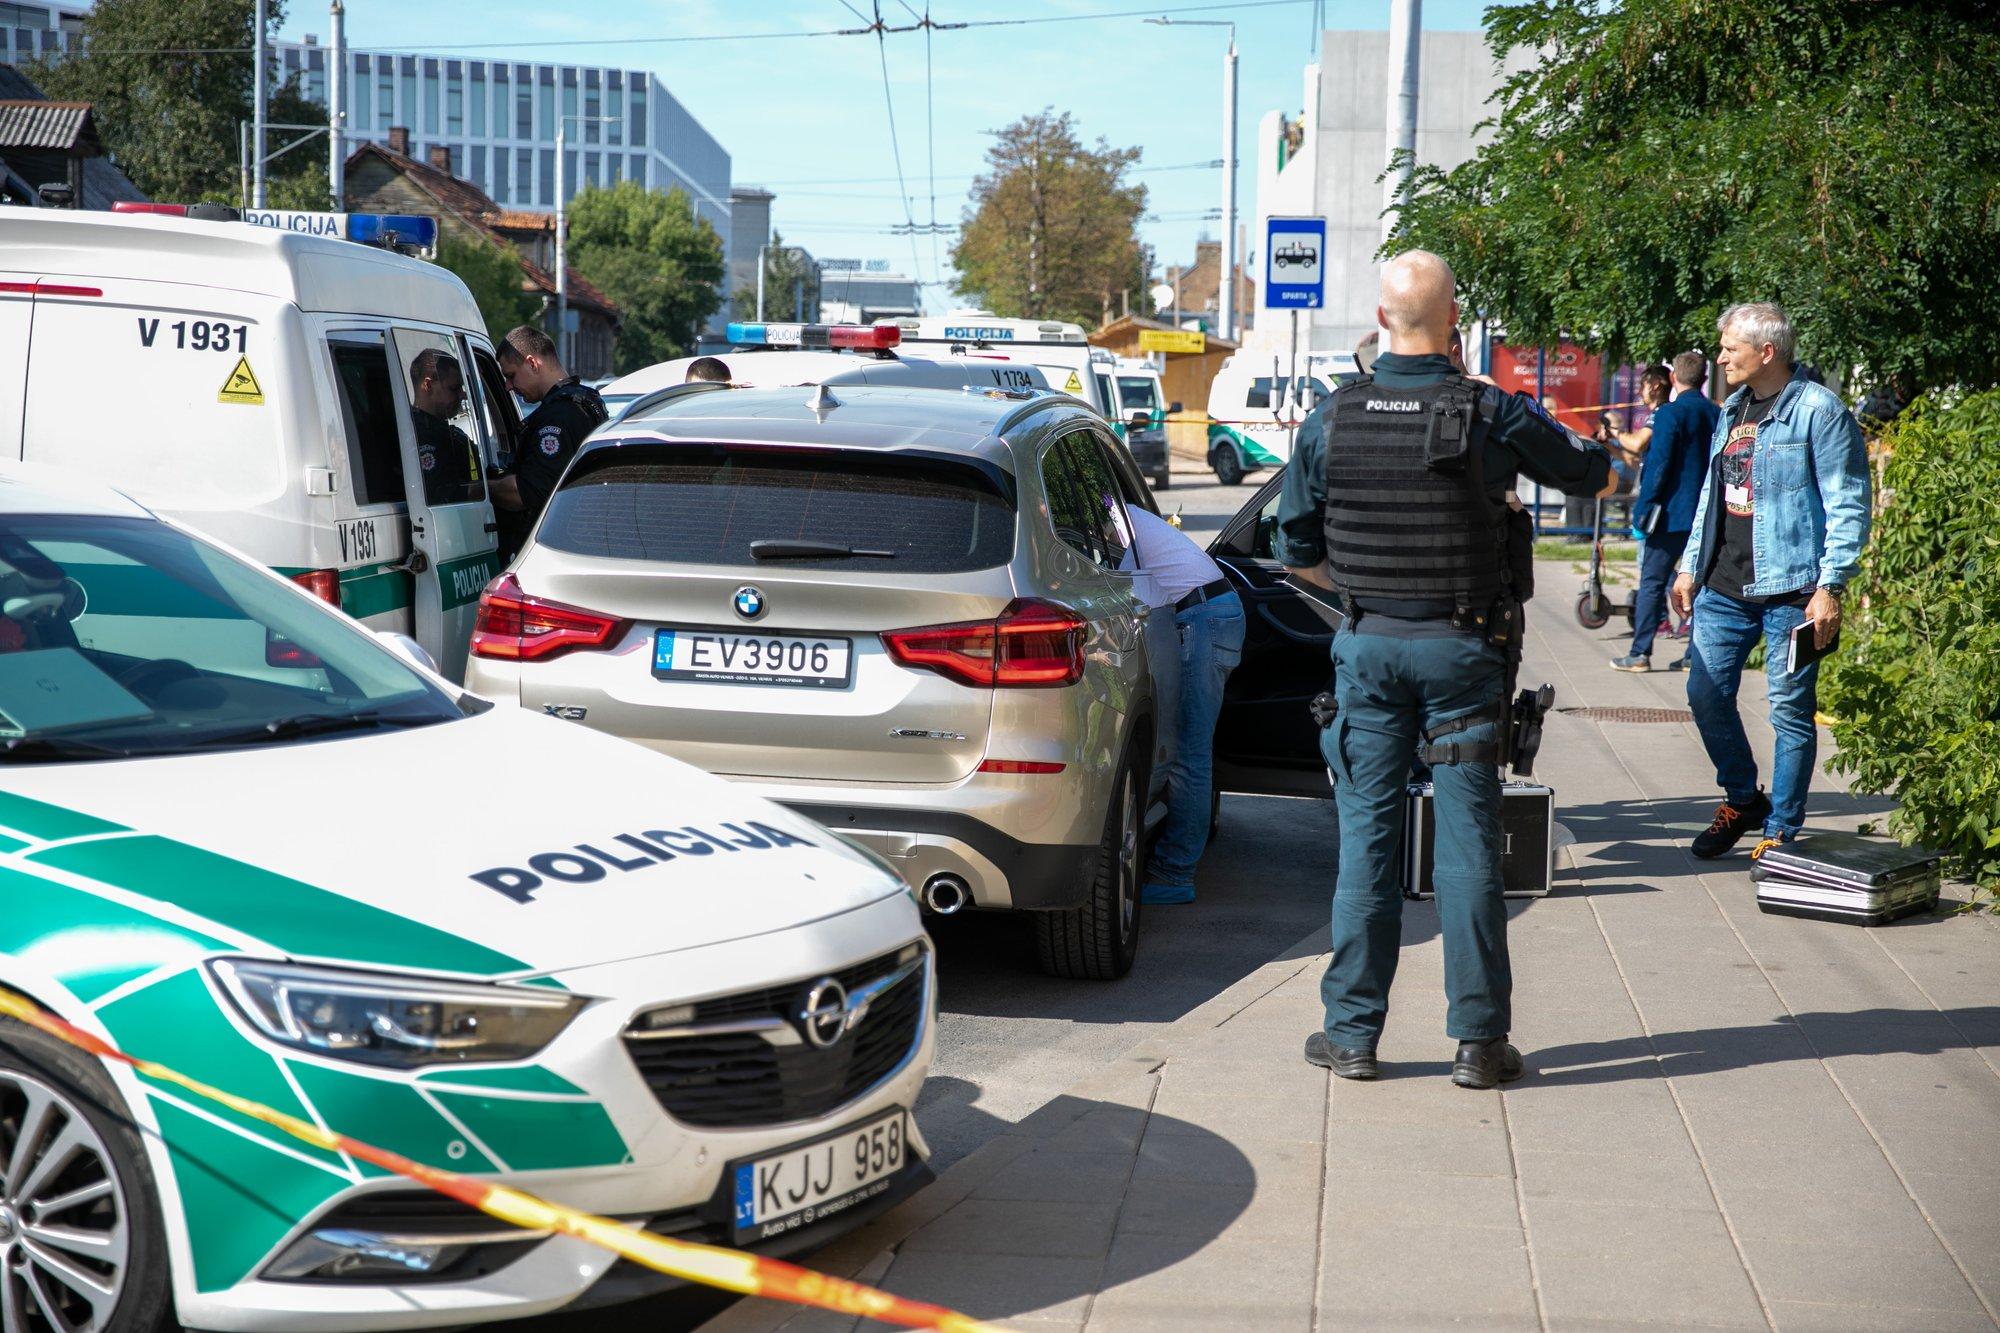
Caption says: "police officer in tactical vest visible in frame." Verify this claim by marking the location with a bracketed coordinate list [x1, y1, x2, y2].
[1277, 251, 1615, 1088]
[488, 325, 609, 558]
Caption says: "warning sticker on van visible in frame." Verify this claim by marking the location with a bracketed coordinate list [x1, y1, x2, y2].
[218, 356, 264, 405]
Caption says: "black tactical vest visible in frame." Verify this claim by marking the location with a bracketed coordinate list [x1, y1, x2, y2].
[546, 377, 609, 430]
[1321, 375, 1510, 611]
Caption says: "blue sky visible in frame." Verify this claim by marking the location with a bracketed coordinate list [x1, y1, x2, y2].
[281, 0, 1489, 312]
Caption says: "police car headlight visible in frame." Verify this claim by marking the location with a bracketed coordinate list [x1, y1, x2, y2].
[207, 959, 586, 1068]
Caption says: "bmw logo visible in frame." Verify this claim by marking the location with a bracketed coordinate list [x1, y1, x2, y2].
[733, 586, 765, 620]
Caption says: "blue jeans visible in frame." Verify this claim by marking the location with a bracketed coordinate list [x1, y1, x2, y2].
[1629, 530, 1688, 658]
[1319, 625, 1511, 1048]
[1147, 592, 1246, 886]
[1686, 587, 1819, 838]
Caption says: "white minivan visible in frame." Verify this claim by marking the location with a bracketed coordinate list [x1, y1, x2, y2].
[1, 207, 518, 681]
[1203, 349, 1360, 484]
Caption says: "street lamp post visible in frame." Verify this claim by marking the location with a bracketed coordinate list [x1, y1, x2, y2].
[1146, 16, 1237, 344]
[554, 114, 621, 367]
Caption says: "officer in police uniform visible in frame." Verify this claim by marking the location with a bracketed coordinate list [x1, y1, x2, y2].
[406, 347, 480, 505]
[488, 325, 608, 556]
[1277, 251, 1615, 1088]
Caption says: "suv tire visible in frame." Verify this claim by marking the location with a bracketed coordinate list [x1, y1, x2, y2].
[1035, 753, 1144, 980]
[0, 1016, 174, 1333]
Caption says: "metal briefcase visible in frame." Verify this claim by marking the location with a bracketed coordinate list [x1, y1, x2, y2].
[1751, 832, 1941, 925]
[1403, 782, 1555, 900]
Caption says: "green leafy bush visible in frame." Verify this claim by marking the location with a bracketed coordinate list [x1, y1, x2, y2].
[1821, 391, 2000, 903]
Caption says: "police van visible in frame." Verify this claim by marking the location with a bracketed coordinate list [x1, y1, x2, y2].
[1092, 351, 1173, 488]
[892, 311, 1168, 485]
[1, 206, 514, 681]
[599, 321, 1053, 422]
[1203, 348, 1361, 485]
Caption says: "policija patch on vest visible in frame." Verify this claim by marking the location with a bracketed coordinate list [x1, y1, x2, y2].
[1365, 398, 1424, 412]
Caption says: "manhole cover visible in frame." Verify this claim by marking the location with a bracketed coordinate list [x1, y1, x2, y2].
[1559, 706, 1695, 723]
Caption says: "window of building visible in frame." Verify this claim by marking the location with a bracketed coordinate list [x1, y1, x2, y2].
[562, 149, 577, 198]
[515, 79, 532, 139]
[0, 6, 53, 28]
[517, 148, 533, 201]
[447, 77, 462, 134]
[537, 148, 553, 206]
[605, 154, 621, 184]
[606, 85, 623, 145]
[469, 68, 485, 136]
[470, 145, 487, 190]
[491, 146, 509, 201]
[630, 82, 646, 146]
[422, 61, 439, 134]
[562, 75, 578, 139]
[536, 67, 554, 138]
[583, 70, 600, 143]
[377, 68, 393, 127]
[629, 153, 645, 185]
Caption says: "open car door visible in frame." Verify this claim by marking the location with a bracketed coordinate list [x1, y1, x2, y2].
[1206, 467, 1341, 797]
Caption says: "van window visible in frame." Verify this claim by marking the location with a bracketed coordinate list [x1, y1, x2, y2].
[328, 334, 406, 508]
[1042, 431, 1131, 568]
[469, 344, 522, 471]
[1246, 377, 1274, 410]
[537, 444, 1015, 574]
[1116, 376, 1160, 414]
[392, 330, 485, 507]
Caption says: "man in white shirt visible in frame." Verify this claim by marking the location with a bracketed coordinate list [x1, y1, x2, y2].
[1124, 507, 1246, 903]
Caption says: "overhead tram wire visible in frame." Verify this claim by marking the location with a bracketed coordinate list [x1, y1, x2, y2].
[866, 0, 944, 296]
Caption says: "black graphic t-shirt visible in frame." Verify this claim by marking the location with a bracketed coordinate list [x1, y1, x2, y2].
[1705, 389, 1787, 601]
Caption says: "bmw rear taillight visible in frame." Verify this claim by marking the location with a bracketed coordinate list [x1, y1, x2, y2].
[881, 599, 1086, 688]
[469, 573, 630, 662]
[290, 569, 342, 606]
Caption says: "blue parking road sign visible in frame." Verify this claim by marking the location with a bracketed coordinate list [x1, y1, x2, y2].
[1265, 216, 1327, 309]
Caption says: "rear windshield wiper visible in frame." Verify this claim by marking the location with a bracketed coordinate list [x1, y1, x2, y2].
[749, 539, 896, 561]
[0, 735, 139, 763]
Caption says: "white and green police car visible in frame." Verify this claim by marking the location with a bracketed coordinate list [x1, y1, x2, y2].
[0, 465, 934, 1330]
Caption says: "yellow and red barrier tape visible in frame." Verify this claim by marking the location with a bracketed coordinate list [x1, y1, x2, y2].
[0, 987, 1001, 1332]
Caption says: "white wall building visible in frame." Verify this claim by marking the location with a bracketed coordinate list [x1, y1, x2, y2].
[1247, 28, 1533, 358]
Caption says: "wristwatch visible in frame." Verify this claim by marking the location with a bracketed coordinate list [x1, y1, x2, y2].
[1818, 584, 1846, 601]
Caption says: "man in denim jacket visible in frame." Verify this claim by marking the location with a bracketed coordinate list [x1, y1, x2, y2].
[1670, 302, 1871, 857]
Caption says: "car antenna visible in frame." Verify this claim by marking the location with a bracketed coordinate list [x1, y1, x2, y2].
[806, 383, 841, 419]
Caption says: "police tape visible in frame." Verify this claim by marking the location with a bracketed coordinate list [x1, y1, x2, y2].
[0, 986, 1004, 1332]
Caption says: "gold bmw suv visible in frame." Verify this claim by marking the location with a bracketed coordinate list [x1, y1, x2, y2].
[463, 381, 1180, 979]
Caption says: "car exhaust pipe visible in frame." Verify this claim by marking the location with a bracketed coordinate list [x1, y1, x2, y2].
[921, 874, 969, 915]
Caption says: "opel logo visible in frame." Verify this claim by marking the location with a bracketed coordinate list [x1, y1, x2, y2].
[799, 977, 850, 1049]
[733, 586, 765, 620]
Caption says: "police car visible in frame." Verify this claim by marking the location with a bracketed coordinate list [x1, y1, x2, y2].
[0, 465, 934, 1330]
[597, 321, 1052, 422]
[1203, 349, 1360, 484]
[2, 206, 518, 683]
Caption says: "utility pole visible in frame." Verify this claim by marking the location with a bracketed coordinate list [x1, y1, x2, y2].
[1381, 0, 1421, 245]
[252, 0, 268, 208]
[1220, 29, 1237, 344]
[328, 0, 345, 209]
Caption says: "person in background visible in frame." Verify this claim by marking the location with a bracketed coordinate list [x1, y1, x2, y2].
[685, 357, 732, 384]
[1670, 303, 1871, 857]
[1612, 351, 1719, 672]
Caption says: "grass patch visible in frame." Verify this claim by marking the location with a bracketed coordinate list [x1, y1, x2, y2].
[1535, 539, 1637, 562]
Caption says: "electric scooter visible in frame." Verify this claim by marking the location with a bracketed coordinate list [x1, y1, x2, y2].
[1574, 496, 1638, 629]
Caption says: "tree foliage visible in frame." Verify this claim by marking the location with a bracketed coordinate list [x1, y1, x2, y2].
[952, 111, 1147, 329]
[436, 233, 539, 347]
[731, 232, 821, 322]
[566, 180, 725, 373]
[1820, 393, 2000, 904]
[33, 0, 328, 205]
[1390, 3, 2000, 394]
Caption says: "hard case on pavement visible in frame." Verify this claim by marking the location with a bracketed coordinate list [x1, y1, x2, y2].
[1751, 832, 1941, 925]
[1403, 781, 1555, 900]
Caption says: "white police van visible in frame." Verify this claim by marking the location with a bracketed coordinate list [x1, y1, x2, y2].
[598, 321, 1052, 422]
[0, 206, 514, 681]
[1203, 348, 1360, 485]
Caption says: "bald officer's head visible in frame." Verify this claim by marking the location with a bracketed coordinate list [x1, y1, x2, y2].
[1378, 250, 1460, 357]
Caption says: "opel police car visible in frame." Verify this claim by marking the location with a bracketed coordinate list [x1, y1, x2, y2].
[0, 465, 934, 1330]
[3, 206, 519, 683]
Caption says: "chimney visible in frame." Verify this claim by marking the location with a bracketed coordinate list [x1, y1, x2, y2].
[386, 126, 409, 156]
[428, 144, 452, 175]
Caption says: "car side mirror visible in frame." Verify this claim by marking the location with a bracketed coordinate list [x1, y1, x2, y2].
[1168, 401, 1183, 415]
[375, 630, 439, 676]
[1128, 411, 1151, 429]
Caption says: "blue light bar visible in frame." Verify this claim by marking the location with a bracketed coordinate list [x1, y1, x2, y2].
[235, 209, 439, 258]
[726, 322, 899, 350]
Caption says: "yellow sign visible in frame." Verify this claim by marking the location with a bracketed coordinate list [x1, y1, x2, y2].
[218, 356, 265, 405]
[1063, 371, 1084, 394]
[1139, 328, 1206, 354]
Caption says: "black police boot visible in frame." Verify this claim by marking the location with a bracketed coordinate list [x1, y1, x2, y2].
[1304, 1032, 1378, 1080]
[1452, 1037, 1524, 1089]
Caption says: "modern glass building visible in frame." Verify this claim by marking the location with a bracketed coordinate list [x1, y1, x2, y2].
[276, 38, 731, 235]
[0, 2, 84, 65]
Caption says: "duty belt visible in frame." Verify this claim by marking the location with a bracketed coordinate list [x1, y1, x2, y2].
[1173, 578, 1233, 614]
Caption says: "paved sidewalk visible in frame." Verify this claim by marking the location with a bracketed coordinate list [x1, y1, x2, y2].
[705, 565, 2000, 1332]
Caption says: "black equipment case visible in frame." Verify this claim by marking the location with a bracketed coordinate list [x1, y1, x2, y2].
[1750, 833, 1941, 925]
[1403, 781, 1555, 900]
